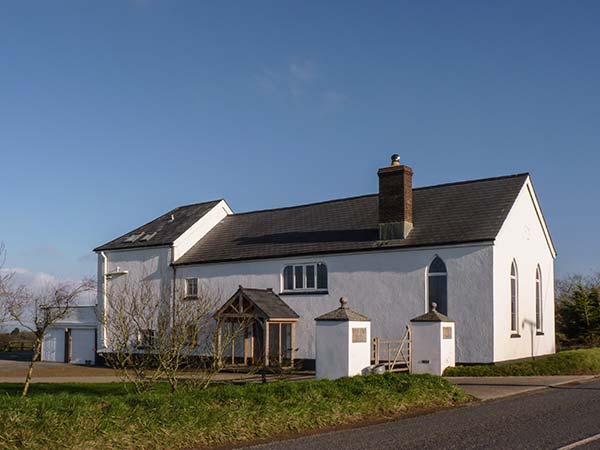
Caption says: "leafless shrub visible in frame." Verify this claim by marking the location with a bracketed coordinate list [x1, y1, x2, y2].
[5, 278, 95, 396]
[100, 277, 243, 393]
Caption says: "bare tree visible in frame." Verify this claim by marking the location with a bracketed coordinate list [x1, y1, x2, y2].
[99, 276, 162, 391]
[100, 276, 244, 393]
[5, 278, 94, 396]
[0, 243, 14, 325]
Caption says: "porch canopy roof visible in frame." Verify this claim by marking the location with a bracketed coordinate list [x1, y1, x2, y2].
[214, 286, 299, 322]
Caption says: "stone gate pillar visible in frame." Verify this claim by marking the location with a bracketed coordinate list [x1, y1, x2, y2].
[409, 303, 455, 376]
[314, 297, 371, 380]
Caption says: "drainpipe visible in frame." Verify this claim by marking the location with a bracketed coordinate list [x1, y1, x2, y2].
[100, 251, 108, 349]
[171, 245, 176, 329]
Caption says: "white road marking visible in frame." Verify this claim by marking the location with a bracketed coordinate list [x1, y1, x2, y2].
[557, 433, 600, 450]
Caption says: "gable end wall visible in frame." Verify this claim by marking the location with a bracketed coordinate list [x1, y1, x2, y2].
[492, 178, 556, 362]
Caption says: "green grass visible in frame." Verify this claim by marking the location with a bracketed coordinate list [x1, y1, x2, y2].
[444, 348, 600, 377]
[0, 373, 468, 450]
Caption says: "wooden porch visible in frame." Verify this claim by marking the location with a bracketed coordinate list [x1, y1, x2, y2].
[214, 286, 299, 367]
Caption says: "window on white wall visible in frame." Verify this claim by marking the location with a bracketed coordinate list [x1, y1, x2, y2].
[137, 329, 156, 348]
[536, 265, 543, 333]
[428, 256, 448, 315]
[282, 263, 327, 292]
[185, 277, 198, 298]
[510, 260, 519, 334]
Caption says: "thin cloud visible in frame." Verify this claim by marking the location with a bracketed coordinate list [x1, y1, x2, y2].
[24, 245, 65, 259]
[1, 267, 59, 291]
[77, 253, 97, 263]
[255, 69, 280, 96]
[255, 59, 347, 113]
[289, 59, 316, 99]
[322, 91, 348, 114]
[289, 60, 316, 83]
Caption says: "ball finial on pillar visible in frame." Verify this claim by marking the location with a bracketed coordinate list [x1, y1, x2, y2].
[340, 297, 349, 309]
[431, 302, 438, 311]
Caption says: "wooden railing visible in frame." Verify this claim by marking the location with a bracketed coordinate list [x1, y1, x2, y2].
[372, 327, 411, 372]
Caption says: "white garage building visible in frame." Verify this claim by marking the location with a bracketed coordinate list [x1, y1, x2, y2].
[41, 306, 97, 365]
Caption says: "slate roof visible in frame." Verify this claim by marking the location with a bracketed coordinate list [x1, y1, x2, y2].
[235, 287, 299, 320]
[175, 173, 529, 265]
[315, 297, 370, 322]
[94, 200, 221, 252]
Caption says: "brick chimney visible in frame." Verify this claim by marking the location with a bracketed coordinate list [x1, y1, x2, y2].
[378, 154, 413, 240]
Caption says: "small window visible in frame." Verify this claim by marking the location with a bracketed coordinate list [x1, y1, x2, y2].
[306, 265, 315, 289]
[283, 266, 294, 290]
[137, 329, 156, 348]
[510, 260, 519, 333]
[282, 263, 328, 292]
[317, 263, 328, 290]
[535, 265, 543, 332]
[185, 278, 198, 298]
[294, 266, 304, 289]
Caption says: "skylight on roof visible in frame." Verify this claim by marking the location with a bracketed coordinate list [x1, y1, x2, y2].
[123, 233, 143, 243]
[140, 232, 157, 242]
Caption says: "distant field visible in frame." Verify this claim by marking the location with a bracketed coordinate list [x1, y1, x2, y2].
[0, 373, 468, 450]
[444, 348, 600, 377]
[0, 332, 34, 352]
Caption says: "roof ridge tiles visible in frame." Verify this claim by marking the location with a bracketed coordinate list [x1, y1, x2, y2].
[227, 173, 529, 217]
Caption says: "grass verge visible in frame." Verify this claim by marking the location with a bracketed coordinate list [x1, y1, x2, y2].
[0, 373, 468, 450]
[444, 348, 600, 377]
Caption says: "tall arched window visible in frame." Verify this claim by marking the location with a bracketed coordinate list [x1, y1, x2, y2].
[536, 265, 543, 333]
[428, 256, 448, 315]
[510, 260, 519, 334]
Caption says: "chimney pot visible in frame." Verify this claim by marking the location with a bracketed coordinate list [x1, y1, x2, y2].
[391, 154, 401, 166]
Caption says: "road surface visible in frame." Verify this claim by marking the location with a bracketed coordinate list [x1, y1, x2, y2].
[241, 378, 600, 450]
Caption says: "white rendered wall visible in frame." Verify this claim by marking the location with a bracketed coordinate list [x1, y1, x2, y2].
[316, 320, 371, 379]
[42, 328, 65, 362]
[410, 322, 455, 375]
[441, 322, 456, 372]
[70, 328, 96, 364]
[411, 322, 440, 375]
[177, 243, 494, 363]
[96, 246, 174, 350]
[315, 322, 349, 379]
[493, 178, 556, 362]
[347, 320, 371, 377]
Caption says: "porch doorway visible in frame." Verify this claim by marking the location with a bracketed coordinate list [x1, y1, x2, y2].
[215, 286, 299, 367]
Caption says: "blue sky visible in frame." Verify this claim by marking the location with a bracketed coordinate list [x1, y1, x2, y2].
[1, 0, 598, 283]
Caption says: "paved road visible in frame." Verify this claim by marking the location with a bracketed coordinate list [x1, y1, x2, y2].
[448, 375, 596, 400]
[242, 379, 600, 450]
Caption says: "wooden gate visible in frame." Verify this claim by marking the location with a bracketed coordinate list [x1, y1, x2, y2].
[372, 326, 411, 372]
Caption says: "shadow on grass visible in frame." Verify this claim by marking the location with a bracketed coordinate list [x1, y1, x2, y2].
[0, 382, 135, 397]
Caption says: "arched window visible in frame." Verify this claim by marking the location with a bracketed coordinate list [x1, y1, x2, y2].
[428, 256, 448, 315]
[535, 265, 543, 333]
[510, 260, 519, 334]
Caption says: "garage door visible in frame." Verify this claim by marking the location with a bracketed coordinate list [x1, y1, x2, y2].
[42, 328, 65, 362]
[70, 328, 96, 365]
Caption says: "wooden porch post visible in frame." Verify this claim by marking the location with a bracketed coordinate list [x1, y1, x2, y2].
[264, 321, 270, 367]
[216, 319, 222, 367]
[290, 322, 295, 365]
[243, 325, 249, 365]
[231, 322, 235, 366]
[278, 323, 282, 364]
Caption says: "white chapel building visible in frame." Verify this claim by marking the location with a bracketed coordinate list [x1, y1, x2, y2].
[94, 156, 556, 365]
